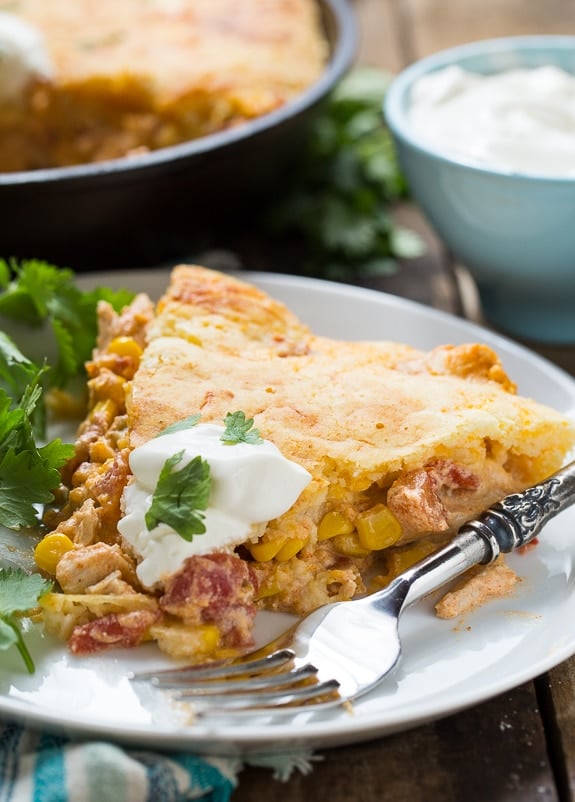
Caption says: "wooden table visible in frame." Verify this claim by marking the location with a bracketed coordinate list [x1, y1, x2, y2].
[234, 2, 575, 799]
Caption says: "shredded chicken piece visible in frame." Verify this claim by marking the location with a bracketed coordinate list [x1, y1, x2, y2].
[56, 542, 138, 594]
[387, 469, 449, 536]
[86, 570, 138, 596]
[387, 459, 481, 542]
[96, 294, 154, 352]
[49, 498, 102, 547]
[435, 557, 519, 619]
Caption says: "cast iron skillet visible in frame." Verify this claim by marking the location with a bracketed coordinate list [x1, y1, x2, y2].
[0, 0, 357, 270]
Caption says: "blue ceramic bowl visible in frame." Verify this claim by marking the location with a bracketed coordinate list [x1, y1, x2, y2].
[384, 36, 575, 344]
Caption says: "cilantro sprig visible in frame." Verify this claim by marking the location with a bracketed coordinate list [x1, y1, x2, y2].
[146, 410, 262, 541]
[0, 261, 133, 672]
[157, 414, 201, 437]
[145, 452, 211, 541]
[0, 259, 134, 389]
[0, 568, 53, 673]
[265, 67, 424, 282]
[0, 343, 74, 529]
[220, 411, 263, 445]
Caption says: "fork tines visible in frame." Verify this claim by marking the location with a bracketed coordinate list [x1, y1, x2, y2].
[130, 648, 342, 714]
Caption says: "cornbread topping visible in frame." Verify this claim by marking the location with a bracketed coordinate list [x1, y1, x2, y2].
[118, 424, 311, 588]
[0, 11, 53, 103]
[409, 64, 575, 175]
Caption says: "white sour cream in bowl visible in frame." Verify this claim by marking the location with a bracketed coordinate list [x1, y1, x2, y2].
[409, 64, 575, 176]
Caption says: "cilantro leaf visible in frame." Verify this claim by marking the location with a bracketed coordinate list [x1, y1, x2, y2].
[157, 414, 201, 437]
[0, 331, 39, 403]
[0, 441, 71, 528]
[0, 567, 53, 673]
[221, 411, 263, 445]
[0, 567, 52, 616]
[0, 344, 50, 440]
[145, 451, 211, 541]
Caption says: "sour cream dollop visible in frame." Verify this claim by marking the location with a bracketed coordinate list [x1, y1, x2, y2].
[118, 423, 312, 588]
[409, 64, 575, 176]
[0, 12, 54, 104]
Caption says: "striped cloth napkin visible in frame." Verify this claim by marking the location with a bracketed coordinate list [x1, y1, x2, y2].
[0, 722, 318, 802]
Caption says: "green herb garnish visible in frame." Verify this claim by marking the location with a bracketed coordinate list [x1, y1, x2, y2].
[157, 414, 201, 437]
[265, 67, 424, 282]
[221, 411, 263, 445]
[145, 451, 211, 541]
[0, 261, 134, 672]
[0, 259, 134, 389]
[0, 568, 53, 673]
[0, 355, 74, 529]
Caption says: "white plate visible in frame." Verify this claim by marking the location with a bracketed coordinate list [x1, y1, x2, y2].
[1, 270, 575, 755]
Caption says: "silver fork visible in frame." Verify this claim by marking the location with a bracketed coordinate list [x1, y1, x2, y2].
[130, 460, 575, 716]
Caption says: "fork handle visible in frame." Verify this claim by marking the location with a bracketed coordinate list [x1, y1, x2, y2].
[397, 459, 575, 609]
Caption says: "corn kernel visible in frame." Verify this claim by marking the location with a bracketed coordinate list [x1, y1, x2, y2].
[193, 624, 221, 654]
[254, 583, 280, 600]
[275, 537, 307, 562]
[91, 398, 119, 426]
[90, 375, 127, 407]
[356, 504, 402, 550]
[150, 622, 221, 659]
[89, 440, 116, 463]
[107, 336, 143, 360]
[331, 532, 370, 558]
[385, 540, 439, 578]
[317, 510, 354, 541]
[34, 533, 75, 575]
[116, 435, 130, 450]
[248, 538, 287, 562]
[68, 487, 87, 506]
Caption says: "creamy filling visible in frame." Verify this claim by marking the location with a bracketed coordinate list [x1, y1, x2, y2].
[118, 423, 311, 587]
[0, 12, 54, 104]
[409, 64, 575, 176]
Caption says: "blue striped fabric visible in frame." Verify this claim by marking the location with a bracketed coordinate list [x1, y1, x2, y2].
[0, 721, 317, 801]
[0, 723, 237, 802]
[33, 732, 68, 802]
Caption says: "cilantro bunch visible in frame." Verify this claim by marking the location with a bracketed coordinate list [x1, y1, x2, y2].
[0, 259, 134, 389]
[0, 259, 135, 531]
[266, 67, 424, 282]
[0, 260, 135, 671]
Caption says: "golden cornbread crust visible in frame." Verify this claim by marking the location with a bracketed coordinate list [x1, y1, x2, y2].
[0, 0, 328, 171]
[40, 266, 575, 661]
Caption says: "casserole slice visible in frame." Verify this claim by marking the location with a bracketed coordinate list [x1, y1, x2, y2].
[39, 266, 575, 660]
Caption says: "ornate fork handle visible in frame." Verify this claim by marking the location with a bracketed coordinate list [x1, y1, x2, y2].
[465, 460, 575, 560]
[395, 460, 575, 610]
